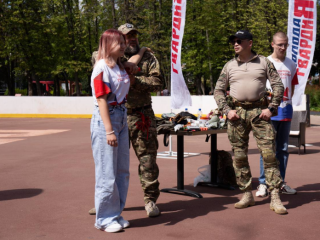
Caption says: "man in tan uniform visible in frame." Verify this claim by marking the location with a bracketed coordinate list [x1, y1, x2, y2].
[214, 30, 287, 214]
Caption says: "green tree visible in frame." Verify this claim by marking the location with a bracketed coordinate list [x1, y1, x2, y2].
[0, 0, 312, 97]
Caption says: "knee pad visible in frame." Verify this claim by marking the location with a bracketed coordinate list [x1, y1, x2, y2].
[261, 149, 277, 166]
[261, 149, 275, 162]
[233, 151, 248, 168]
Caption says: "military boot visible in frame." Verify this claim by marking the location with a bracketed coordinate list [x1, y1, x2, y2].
[270, 188, 288, 214]
[88, 207, 96, 215]
[145, 201, 160, 217]
[234, 191, 255, 209]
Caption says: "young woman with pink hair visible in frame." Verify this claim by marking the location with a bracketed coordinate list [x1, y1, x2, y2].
[90, 29, 131, 233]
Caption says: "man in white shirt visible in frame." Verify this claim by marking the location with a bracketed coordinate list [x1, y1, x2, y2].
[256, 32, 299, 197]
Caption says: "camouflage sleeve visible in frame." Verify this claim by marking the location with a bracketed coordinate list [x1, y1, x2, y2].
[266, 58, 284, 109]
[133, 54, 164, 92]
[214, 64, 231, 115]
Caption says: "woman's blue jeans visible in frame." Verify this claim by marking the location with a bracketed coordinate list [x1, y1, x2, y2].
[90, 105, 130, 228]
[259, 121, 291, 184]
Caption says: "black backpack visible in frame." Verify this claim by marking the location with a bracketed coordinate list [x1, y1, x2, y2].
[210, 150, 237, 187]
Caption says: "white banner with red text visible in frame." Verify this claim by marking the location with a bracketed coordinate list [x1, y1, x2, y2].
[287, 0, 317, 106]
[170, 0, 192, 109]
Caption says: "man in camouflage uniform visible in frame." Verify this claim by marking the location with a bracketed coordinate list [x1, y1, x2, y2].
[214, 30, 287, 214]
[89, 24, 163, 217]
[119, 23, 163, 217]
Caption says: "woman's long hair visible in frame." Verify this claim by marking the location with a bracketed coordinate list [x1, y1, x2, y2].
[96, 29, 125, 69]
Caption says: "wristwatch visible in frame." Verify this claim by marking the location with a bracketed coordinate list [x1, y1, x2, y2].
[268, 106, 275, 114]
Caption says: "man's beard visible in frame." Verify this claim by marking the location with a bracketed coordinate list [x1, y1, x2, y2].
[125, 44, 140, 56]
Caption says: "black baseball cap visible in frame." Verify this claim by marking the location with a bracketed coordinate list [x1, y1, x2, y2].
[229, 30, 253, 42]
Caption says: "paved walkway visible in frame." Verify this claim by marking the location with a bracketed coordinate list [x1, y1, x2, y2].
[1, 116, 320, 240]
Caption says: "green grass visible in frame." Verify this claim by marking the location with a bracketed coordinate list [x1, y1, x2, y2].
[305, 85, 320, 111]
[4, 88, 28, 96]
[310, 107, 320, 112]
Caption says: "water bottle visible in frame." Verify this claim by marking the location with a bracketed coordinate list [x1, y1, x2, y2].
[197, 108, 202, 120]
[185, 108, 188, 112]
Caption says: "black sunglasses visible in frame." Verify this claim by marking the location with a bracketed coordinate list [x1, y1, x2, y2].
[230, 39, 249, 45]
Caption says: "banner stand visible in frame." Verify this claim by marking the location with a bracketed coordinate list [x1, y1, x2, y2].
[157, 135, 201, 159]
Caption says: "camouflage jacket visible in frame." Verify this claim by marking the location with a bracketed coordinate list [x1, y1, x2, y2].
[122, 51, 164, 109]
[214, 53, 284, 116]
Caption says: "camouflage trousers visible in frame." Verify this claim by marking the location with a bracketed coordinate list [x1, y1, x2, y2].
[227, 107, 283, 191]
[127, 108, 160, 204]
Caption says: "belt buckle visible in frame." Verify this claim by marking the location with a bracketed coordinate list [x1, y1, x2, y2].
[240, 102, 248, 108]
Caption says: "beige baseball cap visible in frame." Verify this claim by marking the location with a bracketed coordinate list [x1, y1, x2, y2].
[118, 23, 139, 35]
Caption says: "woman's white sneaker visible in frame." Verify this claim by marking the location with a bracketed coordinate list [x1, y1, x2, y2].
[95, 223, 123, 233]
[256, 184, 268, 197]
[118, 218, 130, 228]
